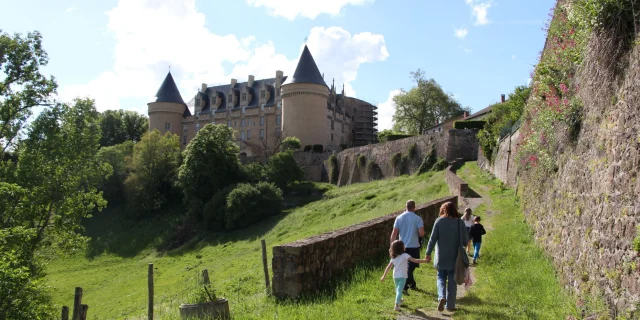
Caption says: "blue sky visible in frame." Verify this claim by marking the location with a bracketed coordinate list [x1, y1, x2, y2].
[1, 0, 555, 130]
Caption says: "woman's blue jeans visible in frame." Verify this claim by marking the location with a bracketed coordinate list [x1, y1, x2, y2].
[437, 270, 457, 309]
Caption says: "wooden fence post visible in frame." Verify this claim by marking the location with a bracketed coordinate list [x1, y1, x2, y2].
[61, 306, 69, 320]
[202, 269, 210, 285]
[148, 263, 154, 320]
[80, 304, 88, 320]
[72, 287, 82, 320]
[261, 239, 270, 291]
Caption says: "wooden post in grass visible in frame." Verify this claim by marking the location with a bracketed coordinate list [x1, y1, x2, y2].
[261, 239, 270, 291]
[72, 287, 82, 320]
[80, 305, 88, 320]
[61, 306, 69, 320]
[202, 269, 210, 285]
[148, 263, 154, 320]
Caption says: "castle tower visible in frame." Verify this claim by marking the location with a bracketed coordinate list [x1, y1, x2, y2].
[148, 71, 189, 140]
[281, 45, 329, 148]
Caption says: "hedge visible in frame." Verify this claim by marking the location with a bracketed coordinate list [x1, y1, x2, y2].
[380, 134, 413, 142]
[453, 120, 487, 130]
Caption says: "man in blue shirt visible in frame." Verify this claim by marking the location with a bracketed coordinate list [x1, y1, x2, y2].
[390, 199, 425, 292]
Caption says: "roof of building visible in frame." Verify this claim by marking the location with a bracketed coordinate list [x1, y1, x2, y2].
[466, 105, 493, 120]
[284, 45, 327, 87]
[196, 76, 288, 114]
[155, 72, 186, 105]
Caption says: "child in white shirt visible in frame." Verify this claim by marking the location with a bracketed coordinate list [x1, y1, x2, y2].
[380, 240, 428, 311]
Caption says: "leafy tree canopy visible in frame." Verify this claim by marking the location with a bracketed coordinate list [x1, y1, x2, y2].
[392, 69, 468, 135]
[99, 109, 148, 147]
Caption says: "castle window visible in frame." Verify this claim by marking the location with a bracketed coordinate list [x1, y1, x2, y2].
[331, 121, 334, 130]
[260, 116, 265, 126]
[260, 90, 265, 98]
[242, 92, 247, 101]
[195, 97, 200, 107]
[242, 106, 246, 114]
[241, 131, 245, 141]
[227, 120, 231, 127]
[259, 129, 264, 139]
[331, 133, 334, 142]
[275, 115, 281, 125]
[247, 130, 251, 140]
[183, 125, 187, 133]
[164, 122, 171, 130]
[228, 94, 232, 102]
[195, 123, 200, 132]
[241, 119, 245, 127]
[183, 135, 187, 145]
[277, 101, 282, 108]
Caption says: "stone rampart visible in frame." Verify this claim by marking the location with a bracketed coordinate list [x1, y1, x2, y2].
[271, 196, 458, 298]
[445, 160, 469, 197]
[477, 129, 520, 188]
[293, 151, 331, 182]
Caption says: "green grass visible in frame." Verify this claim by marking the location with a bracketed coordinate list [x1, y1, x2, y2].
[451, 162, 575, 319]
[47, 172, 448, 319]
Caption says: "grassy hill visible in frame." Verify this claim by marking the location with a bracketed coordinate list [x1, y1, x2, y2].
[47, 171, 449, 319]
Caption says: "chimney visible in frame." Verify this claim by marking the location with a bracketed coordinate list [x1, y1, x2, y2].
[275, 70, 283, 87]
[231, 78, 237, 87]
[201, 83, 207, 92]
[463, 111, 468, 119]
[501, 94, 505, 103]
[248, 75, 255, 87]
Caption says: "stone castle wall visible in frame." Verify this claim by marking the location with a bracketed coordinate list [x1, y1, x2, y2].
[478, 129, 520, 188]
[328, 129, 478, 186]
[271, 196, 457, 298]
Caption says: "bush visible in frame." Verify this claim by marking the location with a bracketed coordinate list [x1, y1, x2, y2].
[357, 155, 366, 168]
[378, 129, 413, 142]
[431, 158, 448, 171]
[240, 162, 266, 183]
[453, 120, 487, 130]
[408, 143, 418, 158]
[97, 140, 134, 202]
[202, 184, 236, 231]
[417, 148, 437, 175]
[303, 145, 312, 152]
[266, 150, 303, 189]
[328, 154, 339, 184]
[282, 136, 301, 151]
[382, 134, 413, 142]
[390, 152, 402, 174]
[225, 182, 283, 230]
[312, 144, 324, 153]
[400, 154, 410, 174]
[365, 161, 382, 180]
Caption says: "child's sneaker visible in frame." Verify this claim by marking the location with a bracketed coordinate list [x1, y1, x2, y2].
[473, 258, 477, 264]
[437, 298, 446, 312]
[394, 305, 401, 312]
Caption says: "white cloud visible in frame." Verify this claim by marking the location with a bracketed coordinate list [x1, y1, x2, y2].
[464, 48, 472, 53]
[59, 0, 387, 112]
[454, 26, 468, 39]
[65, 6, 77, 13]
[245, 0, 372, 20]
[377, 89, 401, 131]
[465, 0, 491, 25]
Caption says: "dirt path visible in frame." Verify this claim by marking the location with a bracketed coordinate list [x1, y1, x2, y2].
[397, 190, 489, 320]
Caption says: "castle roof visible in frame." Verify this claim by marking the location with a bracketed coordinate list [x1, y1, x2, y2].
[155, 72, 186, 105]
[199, 76, 288, 114]
[284, 45, 327, 87]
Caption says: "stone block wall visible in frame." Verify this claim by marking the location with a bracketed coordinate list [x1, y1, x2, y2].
[271, 196, 458, 298]
[329, 129, 478, 186]
[477, 129, 520, 188]
[445, 161, 469, 198]
[293, 151, 332, 182]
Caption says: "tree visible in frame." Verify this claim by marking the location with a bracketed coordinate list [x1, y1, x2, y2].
[124, 130, 181, 213]
[99, 109, 148, 147]
[392, 69, 467, 135]
[0, 30, 57, 153]
[282, 136, 301, 151]
[178, 124, 240, 204]
[97, 141, 134, 201]
[266, 150, 304, 189]
[1, 98, 108, 319]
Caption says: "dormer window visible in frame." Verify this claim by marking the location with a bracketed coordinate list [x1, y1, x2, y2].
[242, 92, 247, 101]
[195, 97, 200, 107]
[228, 94, 232, 102]
[260, 90, 266, 98]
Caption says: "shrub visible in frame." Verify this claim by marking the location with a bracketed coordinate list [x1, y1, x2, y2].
[390, 152, 401, 169]
[240, 162, 266, 183]
[417, 148, 437, 175]
[225, 182, 283, 230]
[282, 136, 301, 151]
[266, 150, 303, 189]
[328, 154, 339, 184]
[312, 144, 324, 153]
[357, 154, 366, 168]
[382, 134, 413, 142]
[365, 161, 382, 180]
[400, 154, 410, 174]
[408, 143, 418, 158]
[453, 120, 487, 130]
[431, 158, 448, 171]
[202, 184, 236, 231]
[303, 145, 312, 152]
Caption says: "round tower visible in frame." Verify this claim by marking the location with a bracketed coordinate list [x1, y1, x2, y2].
[281, 45, 330, 148]
[148, 71, 188, 140]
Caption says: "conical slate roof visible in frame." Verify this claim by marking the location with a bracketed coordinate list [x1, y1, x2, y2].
[285, 45, 327, 87]
[155, 72, 186, 104]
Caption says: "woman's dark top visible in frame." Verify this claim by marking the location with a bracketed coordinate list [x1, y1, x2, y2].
[469, 223, 486, 242]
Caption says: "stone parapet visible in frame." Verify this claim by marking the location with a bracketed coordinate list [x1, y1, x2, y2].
[271, 196, 458, 298]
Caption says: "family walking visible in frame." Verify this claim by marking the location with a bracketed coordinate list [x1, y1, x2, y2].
[380, 199, 487, 313]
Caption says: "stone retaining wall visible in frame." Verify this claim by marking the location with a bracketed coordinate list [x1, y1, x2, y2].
[445, 161, 469, 197]
[271, 196, 458, 298]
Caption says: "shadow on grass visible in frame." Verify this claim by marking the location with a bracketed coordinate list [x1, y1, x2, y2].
[464, 187, 483, 199]
[455, 292, 513, 318]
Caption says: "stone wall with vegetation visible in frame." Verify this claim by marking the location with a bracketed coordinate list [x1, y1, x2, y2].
[445, 161, 469, 198]
[478, 129, 520, 188]
[328, 129, 478, 186]
[293, 151, 332, 182]
[501, 1, 640, 316]
[271, 196, 457, 298]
